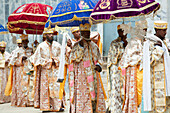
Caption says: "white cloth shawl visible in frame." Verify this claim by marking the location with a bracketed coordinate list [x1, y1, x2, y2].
[57, 33, 67, 80]
[143, 34, 170, 111]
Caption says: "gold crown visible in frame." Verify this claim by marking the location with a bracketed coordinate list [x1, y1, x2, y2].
[17, 39, 22, 43]
[135, 20, 148, 29]
[154, 20, 168, 29]
[0, 41, 6, 47]
[70, 27, 79, 33]
[43, 28, 58, 35]
[80, 23, 91, 31]
[20, 34, 28, 40]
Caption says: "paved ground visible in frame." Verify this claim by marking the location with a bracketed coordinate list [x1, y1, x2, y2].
[0, 103, 69, 113]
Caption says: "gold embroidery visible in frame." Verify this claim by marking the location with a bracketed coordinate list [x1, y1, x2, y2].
[117, 0, 133, 8]
[99, 0, 111, 9]
[137, 0, 151, 5]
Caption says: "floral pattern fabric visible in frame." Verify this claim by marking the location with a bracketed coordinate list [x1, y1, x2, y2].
[107, 37, 124, 113]
[10, 47, 33, 107]
[147, 39, 170, 113]
[0, 52, 11, 104]
[32, 41, 62, 111]
[69, 41, 106, 113]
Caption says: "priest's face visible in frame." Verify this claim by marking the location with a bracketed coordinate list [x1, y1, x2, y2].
[22, 39, 29, 49]
[0, 47, 5, 54]
[118, 29, 124, 37]
[46, 33, 54, 43]
[157, 29, 167, 40]
[18, 43, 22, 48]
[73, 30, 80, 40]
[81, 31, 90, 40]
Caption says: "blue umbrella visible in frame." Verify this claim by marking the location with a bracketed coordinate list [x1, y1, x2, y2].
[0, 24, 8, 34]
[45, 0, 98, 27]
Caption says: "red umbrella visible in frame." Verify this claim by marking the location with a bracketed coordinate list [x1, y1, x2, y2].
[7, 23, 44, 34]
[8, 3, 53, 34]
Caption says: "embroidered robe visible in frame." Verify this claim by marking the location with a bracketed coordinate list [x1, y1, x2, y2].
[146, 38, 170, 113]
[0, 51, 11, 104]
[107, 37, 124, 113]
[119, 37, 143, 113]
[32, 41, 62, 111]
[69, 40, 106, 113]
[7, 47, 33, 107]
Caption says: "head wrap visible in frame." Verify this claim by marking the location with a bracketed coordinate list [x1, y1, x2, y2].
[0, 41, 6, 47]
[17, 39, 22, 44]
[80, 23, 91, 31]
[154, 20, 168, 29]
[70, 27, 79, 33]
[20, 34, 28, 40]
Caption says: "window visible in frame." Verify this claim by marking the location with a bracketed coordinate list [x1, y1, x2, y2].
[5, 4, 9, 21]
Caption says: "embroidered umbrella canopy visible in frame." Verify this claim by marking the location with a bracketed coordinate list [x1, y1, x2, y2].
[0, 24, 8, 34]
[45, 0, 99, 27]
[90, 0, 160, 24]
[8, 3, 53, 34]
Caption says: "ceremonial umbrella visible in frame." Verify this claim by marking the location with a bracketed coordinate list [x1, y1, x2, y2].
[45, 0, 99, 27]
[8, 3, 53, 34]
[90, 0, 160, 24]
[0, 24, 8, 34]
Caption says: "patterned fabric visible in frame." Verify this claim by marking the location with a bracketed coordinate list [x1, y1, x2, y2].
[107, 37, 124, 113]
[65, 46, 71, 65]
[10, 47, 33, 107]
[147, 39, 170, 113]
[69, 41, 106, 113]
[119, 37, 143, 69]
[32, 41, 62, 111]
[119, 37, 143, 113]
[122, 67, 138, 113]
[0, 52, 11, 104]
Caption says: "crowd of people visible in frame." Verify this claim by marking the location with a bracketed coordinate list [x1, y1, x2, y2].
[0, 20, 170, 113]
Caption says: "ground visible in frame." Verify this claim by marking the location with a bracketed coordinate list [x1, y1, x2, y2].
[0, 71, 107, 113]
[0, 103, 69, 113]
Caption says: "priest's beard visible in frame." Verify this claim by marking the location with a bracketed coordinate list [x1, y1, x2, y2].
[23, 45, 28, 49]
[46, 36, 54, 44]
[0, 50, 4, 54]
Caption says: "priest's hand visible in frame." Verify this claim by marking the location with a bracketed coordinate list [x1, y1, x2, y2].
[52, 58, 56, 66]
[168, 49, 170, 52]
[94, 65, 102, 72]
[67, 39, 72, 48]
[57, 79, 64, 83]
[5, 61, 8, 65]
[154, 41, 162, 47]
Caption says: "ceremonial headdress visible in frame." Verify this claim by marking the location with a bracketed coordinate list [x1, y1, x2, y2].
[0, 41, 6, 47]
[135, 20, 148, 29]
[154, 20, 168, 29]
[17, 39, 22, 44]
[80, 23, 91, 31]
[43, 28, 58, 35]
[70, 27, 79, 33]
[20, 34, 28, 40]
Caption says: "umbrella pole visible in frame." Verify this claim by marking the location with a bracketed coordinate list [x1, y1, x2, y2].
[36, 26, 37, 41]
[33, 34, 34, 42]
[122, 18, 125, 24]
